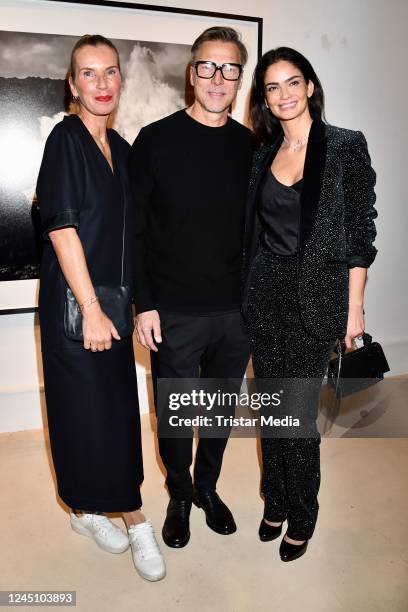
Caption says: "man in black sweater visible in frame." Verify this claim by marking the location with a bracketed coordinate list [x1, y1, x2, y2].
[129, 27, 253, 548]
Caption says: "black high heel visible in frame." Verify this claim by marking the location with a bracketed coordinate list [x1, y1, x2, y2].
[258, 519, 283, 542]
[279, 537, 308, 562]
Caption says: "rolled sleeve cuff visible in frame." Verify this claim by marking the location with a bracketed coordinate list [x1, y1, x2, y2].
[42, 209, 79, 240]
[347, 250, 377, 269]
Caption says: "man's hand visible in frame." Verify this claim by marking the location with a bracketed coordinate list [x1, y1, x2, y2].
[136, 310, 162, 351]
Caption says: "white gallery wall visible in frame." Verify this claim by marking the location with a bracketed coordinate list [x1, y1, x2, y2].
[0, 0, 407, 432]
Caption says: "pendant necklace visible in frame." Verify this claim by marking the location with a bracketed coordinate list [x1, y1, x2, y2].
[283, 135, 309, 152]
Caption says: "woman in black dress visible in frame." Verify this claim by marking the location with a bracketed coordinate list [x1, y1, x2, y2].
[242, 47, 377, 561]
[37, 35, 165, 581]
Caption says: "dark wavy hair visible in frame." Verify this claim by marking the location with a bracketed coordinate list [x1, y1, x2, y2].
[250, 47, 326, 145]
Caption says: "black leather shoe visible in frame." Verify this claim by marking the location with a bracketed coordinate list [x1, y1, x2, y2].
[162, 498, 192, 548]
[258, 519, 283, 542]
[192, 489, 236, 535]
[279, 537, 308, 562]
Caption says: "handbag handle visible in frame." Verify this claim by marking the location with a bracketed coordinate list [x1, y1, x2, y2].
[332, 332, 372, 398]
[117, 162, 127, 286]
[335, 332, 372, 355]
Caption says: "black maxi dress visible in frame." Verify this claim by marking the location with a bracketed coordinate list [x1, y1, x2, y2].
[37, 114, 143, 512]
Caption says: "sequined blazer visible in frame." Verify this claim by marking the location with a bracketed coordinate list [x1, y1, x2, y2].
[241, 119, 378, 341]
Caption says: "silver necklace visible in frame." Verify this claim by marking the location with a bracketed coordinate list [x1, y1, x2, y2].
[283, 135, 308, 152]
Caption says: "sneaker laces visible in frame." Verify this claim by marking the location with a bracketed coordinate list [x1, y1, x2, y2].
[91, 514, 120, 538]
[128, 520, 161, 560]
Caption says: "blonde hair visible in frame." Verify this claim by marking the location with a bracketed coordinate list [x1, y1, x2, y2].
[69, 34, 121, 80]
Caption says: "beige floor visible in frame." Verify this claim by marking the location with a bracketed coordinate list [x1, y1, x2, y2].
[0, 417, 407, 612]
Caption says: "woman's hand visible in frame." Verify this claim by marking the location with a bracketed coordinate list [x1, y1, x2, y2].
[49, 228, 120, 351]
[345, 266, 368, 349]
[344, 303, 365, 350]
[82, 303, 121, 351]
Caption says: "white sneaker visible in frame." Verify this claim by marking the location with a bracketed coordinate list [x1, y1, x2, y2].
[70, 512, 129, 554]
[128, 520, 166, 581]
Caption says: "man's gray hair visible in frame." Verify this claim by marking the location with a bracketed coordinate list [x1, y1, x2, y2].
[191, 26, 248, 66]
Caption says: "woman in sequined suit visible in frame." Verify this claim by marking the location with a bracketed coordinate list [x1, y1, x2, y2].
[242, 47, 377, 562]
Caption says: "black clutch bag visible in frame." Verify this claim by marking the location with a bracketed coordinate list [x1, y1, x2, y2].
[327, 333, 390, 398]
[64, 286, 133, 341]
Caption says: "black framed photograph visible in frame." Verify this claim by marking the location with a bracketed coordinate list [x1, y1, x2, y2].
[0, 0, 262, 312]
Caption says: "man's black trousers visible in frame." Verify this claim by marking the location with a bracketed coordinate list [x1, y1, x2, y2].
[150, 310, 250, 500]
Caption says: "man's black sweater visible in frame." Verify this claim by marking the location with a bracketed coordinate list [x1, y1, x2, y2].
[129, 109, 253, 314]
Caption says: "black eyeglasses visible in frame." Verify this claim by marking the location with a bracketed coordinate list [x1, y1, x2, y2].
[192, 61, 243, 81]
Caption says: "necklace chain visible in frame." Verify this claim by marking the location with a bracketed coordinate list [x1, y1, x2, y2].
[283, 135, 309, 152]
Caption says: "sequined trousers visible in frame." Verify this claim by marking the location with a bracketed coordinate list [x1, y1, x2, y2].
[247, 248, 335, 540]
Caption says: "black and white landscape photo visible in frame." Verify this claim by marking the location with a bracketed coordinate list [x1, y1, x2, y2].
[0, 30, 190, 281]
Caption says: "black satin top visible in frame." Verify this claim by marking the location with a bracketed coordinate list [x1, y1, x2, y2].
[258, 170, 303, 255]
